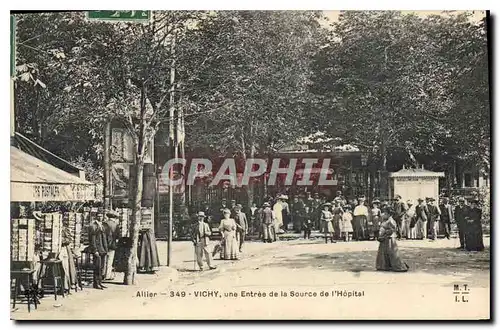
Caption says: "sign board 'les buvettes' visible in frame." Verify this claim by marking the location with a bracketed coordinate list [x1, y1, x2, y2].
[87, 10, 150, 22]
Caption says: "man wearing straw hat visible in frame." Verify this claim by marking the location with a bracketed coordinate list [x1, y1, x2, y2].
[261, 202, 276, 243]
[414, 198, 429, 239]
[191, 211, 216, 271]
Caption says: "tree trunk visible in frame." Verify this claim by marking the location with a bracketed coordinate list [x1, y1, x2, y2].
[124, 83, 147, 285]
[124, 158, 144, 285]
[103, 120, 112, 210]
[380, 142, 388, 171]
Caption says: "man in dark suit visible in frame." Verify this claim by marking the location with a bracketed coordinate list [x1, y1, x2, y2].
[191, 211, 216, 271]
[234, 204, 248, 253]
[292, 196, 306, 234]
[392, 195, 407, 239]
[218, 198, 228, 221]
[415, 198, 429, 239]
[103, 209, 120, 280]
[310, 193, 322, 230]
[230, 199, 237, 218]
[454, 197, 469, 249]
[427, 198, 441, 240]
[439, 197, 453, 240]
[88, 210, 109, 289]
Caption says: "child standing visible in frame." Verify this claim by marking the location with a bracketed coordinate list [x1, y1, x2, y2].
[341, 205, 354, 242]
[371, 200, 382, 240]
[302, 206, 313, 239]
[321, 203, 335, 243]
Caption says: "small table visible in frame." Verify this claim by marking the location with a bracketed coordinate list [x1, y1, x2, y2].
[37, 259, 65, 300]
[73, 255, 83, 291]
[11, 269, 38, 312]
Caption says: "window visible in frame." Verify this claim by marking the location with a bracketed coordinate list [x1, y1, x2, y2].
[464, 173, 473, 187]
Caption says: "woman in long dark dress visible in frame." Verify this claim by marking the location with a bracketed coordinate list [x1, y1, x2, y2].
[376, 206, 409, 272]
[464, 199, 484, 252]
[60, 226, 77, 292]
[331, 201, 343, 240]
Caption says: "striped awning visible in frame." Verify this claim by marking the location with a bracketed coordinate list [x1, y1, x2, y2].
[12, 132, 83, 176]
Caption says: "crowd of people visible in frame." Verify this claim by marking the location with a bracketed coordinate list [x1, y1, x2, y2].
[85, 206, 160, 288]
[191, 191, 486, 271]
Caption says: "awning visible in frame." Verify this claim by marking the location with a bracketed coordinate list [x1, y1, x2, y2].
[11, 146, 96, 202]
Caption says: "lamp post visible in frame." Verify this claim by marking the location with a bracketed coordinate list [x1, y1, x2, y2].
[360, 153, 369, 199]
[156, 165, 162, 238]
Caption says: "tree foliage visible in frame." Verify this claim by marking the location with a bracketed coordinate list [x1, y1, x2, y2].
[311, 11, 489, 172]
[15, 12, 110, 164]
[180, 11, 327, 158]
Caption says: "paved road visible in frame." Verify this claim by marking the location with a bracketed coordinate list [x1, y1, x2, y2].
[13, 237, 490, 320]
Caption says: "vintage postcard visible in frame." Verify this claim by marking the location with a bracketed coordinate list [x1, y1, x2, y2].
[9, 10, 490, 320]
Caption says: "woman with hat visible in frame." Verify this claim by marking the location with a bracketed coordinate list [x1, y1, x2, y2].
[60, 222, 78, 293]
[464, 199, 484, 251]
[273, 195, 284, 233]
[320, 202, 336, 243]
[405, 200, 417, 239]
[376, 205, 409, 272]
[353, 197, 369, 241]
[331, 200, 344, 240]
[218, 209, 239, 260]
[280, 195, 291, 231]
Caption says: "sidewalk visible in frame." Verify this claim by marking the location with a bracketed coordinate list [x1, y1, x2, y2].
[12, 237, 490, 320]
[11, 243, 189, 319]
[11, 240, 280, 319]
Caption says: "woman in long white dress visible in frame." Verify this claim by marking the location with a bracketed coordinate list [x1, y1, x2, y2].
[353, 198, 369, 241]
[273, 197, 284, 233]
[219, 209, 239, 260]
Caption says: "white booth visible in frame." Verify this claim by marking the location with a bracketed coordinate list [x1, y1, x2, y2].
[389, 166, 445, 203]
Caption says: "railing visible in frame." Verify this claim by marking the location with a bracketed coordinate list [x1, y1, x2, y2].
[440, 187, 480, 199]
